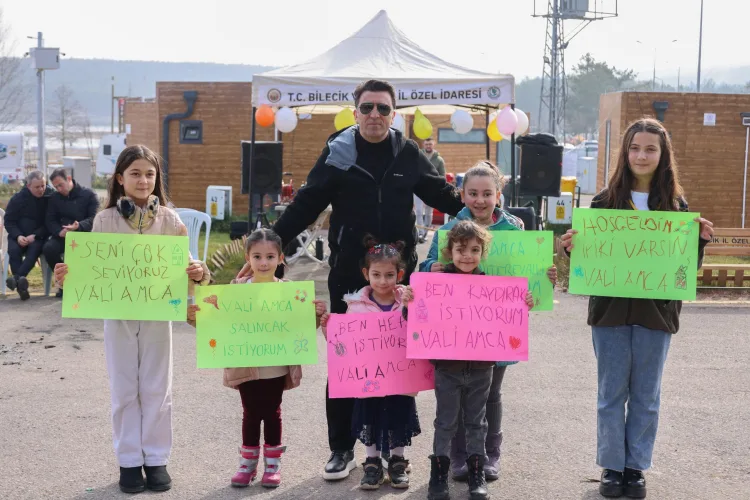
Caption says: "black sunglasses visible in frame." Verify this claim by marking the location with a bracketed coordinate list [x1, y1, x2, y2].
[358, 102, 392, 116]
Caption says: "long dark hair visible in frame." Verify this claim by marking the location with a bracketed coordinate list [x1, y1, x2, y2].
[245, 228, 286, 278]
[602, 118, 684, 211]
[106, 145, 169, 209]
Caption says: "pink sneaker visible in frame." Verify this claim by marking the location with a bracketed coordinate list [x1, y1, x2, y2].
[261, 444, 287, 488]
[231, 445, 260, 487]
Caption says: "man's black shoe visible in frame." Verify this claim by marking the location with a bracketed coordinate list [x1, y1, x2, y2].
[323, 450, 356, 481]
[119, 466, 145, 494]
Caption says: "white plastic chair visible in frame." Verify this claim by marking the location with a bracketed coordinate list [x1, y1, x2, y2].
[1, 207, 7, 295]
[0, 208, 51, 296]
[175, 209, 211, 262]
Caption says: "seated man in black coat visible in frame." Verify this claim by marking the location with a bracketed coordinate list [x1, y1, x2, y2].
[4, 170, 54, 300]
[44, 168, 99, 297]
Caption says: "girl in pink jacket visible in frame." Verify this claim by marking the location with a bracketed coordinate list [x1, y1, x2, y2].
[188, 228, 326, 489]
[321, 236, 418, 491]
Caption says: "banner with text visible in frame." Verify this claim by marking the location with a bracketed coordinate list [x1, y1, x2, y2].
[568, 208, 700, 300]
[194, 282, 318, 369]
[256, 81, 514, 107]
[439, 230, 554, 311]
[62, 232, 189, 321]
[406, 272, 529, 362]
[327, 311, 435, 398]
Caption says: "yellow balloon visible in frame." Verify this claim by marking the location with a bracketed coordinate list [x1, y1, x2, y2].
[334, 108, 356, 130]
[487, 121, 503, 142]
[414, 117, 433, 140]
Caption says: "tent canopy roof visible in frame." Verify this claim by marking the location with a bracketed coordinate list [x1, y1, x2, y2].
[252, 10, 514, 107]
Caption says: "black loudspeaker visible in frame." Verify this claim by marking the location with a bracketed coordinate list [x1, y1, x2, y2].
[241, 141, 283, 196]
[506, 206, 537, 231]
[519, 143, 563, 197]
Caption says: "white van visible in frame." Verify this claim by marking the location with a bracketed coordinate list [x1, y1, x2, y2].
[0, 132, 25, 182]
[96, 133, 126, 174]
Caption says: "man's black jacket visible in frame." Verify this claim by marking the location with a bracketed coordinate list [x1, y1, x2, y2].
[46, 181, 99, 237]
[4, 185, 55, 242]
[273, 126, 463, 277]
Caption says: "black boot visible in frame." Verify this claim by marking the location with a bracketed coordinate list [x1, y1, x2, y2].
[599, 469, 624, 498]
[428, 455, 450, 500]
[624, 468, 646, 498]
[17, 276, 29, 301]
[6, 275, 17, 291]
[143, 465, 172, 492]
[467, 454, 489, 500]
[119, 466, 145, 494]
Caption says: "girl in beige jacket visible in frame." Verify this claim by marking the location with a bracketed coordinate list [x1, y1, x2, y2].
[187, 228, 326, 489]
[54, 145, 210, 494]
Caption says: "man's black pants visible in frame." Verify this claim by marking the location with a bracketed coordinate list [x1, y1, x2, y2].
[42, 237, 65, 270]
[7, 239, 44, 278]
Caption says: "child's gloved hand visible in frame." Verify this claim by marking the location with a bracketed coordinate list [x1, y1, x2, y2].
[547, 265, 557, 287]
[525, 291, 534, 310]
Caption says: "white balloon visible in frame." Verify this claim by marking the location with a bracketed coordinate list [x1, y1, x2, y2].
[450, 109, 473, 134]
[489, 110, 499, 124]
[392, 112, 406, 133]
[275, 107, 298, 133]
[514, 108, 530, 136]
[495, 106, 519, 136]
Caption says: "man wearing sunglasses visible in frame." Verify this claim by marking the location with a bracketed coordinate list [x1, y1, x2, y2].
[272, 79, 463, 482]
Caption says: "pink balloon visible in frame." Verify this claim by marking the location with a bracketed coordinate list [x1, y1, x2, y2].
[496, 107, 519, 136]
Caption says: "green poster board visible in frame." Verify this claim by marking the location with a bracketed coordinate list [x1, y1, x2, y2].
[438, 230, 554, 311]
[195, 281, 318, 369]
[62, 232, 189, 321]
[568, 208, 700, 300]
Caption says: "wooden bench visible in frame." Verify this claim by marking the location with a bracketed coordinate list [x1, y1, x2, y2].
[698, 228, 750, 287]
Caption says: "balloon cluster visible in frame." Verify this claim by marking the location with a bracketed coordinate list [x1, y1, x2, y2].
[449, 106, 529, 141]
[255, 105, 298, 133]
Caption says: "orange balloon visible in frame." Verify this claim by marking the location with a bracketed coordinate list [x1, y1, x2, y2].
[256, 105, 275, 127]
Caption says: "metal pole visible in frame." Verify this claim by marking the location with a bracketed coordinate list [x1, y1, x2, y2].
[510, 103, 517, 207]
[652, 50, 656, 91]
[697, 0, 704, 92]
[743, 126, 749, 228]
[111, 77, 115, 133]
[36, 32, 46, 173]
[550, 0, 559, 137]
[485, 107, 490, 160]
[249, 107, 257, 233]
[678, 67, 681, 91]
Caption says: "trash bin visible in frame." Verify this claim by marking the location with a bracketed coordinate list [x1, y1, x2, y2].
[560, 176, 577, 195]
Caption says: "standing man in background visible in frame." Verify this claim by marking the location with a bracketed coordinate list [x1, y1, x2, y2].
[414, 136, 446, 243]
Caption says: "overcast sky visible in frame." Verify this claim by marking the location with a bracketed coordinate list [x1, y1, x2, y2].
[3, 0, 746, 84]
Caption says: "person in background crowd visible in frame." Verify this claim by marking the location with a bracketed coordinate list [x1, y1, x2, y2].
[4, 170, 54, 300]
[44, 168, 99, 298]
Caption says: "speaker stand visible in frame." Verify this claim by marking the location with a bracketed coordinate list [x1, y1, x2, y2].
[252, 192, 271, 230]
[536, 196, 545, 230]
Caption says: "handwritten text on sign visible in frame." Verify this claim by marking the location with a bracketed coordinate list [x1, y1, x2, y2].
[62, 232, 189, 321]
[568, 208, 700, 300]
[406, 273, 529, 362]
[439, 230, 554, 311]
[327, 311, 435, 398]
[194, 282, 318, 369]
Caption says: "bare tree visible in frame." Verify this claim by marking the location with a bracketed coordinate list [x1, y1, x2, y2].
[49, 84, 83, 156]
[0, 8, 32, 128]
[80, 112, 96, 159]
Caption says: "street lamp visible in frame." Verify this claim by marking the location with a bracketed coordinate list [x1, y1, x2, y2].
[697, 0, 704, 92]
[636, 39, 678, 91]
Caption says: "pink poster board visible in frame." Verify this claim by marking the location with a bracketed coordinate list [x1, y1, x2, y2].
[406, 272, 529, 362]
[327, 311, 436, 398]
